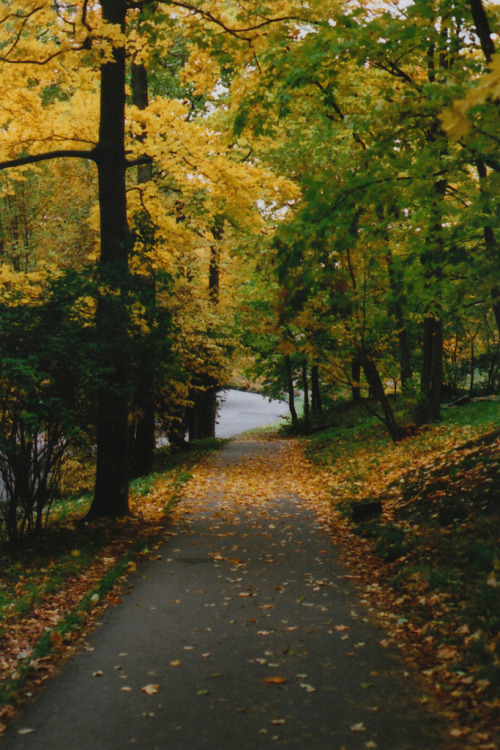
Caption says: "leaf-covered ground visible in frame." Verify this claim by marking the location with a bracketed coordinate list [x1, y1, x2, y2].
[303, 401, 499, 748]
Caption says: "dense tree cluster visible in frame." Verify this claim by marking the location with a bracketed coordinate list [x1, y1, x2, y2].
[0, 0, 498, 541]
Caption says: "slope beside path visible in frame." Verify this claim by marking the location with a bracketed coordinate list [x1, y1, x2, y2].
[2, 439, 450, 749]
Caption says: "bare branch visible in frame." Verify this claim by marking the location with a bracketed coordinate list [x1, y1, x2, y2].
[125, 155, 154, 168]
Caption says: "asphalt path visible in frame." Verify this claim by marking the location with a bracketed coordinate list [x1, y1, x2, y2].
[2, 441, 448, 749]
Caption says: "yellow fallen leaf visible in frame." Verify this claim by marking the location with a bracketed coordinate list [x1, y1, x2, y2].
[265, 676, 287, 684]
[351, 722, 366, 732]
[142, 684, 159, 695]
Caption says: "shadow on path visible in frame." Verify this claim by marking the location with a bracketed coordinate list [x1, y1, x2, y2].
[2, 441, 449, 749]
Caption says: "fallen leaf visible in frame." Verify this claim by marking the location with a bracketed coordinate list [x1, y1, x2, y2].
[170, 660, 180, 666]
[50, 632, 63, 648]
[142, 684, 159, 695]
[265, 676, 287, 684]
[18, 729, 34, 735]
[93, 670, 103, 677]
[351, 722, 366, 732]
[196, 689, 210, 696]
[300, 683, 316, 693]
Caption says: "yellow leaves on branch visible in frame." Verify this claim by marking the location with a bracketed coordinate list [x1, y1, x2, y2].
[440, 55, 500, 140]
[179, 47, 221, 97]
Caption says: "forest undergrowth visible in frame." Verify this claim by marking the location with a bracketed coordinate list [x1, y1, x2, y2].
[0, 401, 498, 747]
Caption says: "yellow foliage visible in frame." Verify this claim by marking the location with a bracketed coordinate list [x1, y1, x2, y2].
[440, 55, 500, 140]
[179, 47, 221, 96]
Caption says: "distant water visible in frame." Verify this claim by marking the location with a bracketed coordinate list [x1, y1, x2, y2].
[216, 389, 288, 438]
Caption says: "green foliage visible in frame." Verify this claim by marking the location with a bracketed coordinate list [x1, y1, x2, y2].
[0, 270, 99, 545]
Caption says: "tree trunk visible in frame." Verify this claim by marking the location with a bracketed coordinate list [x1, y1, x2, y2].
[351, 357, 362, 403]
[476, 158, 500, 337]
[190, 389, 218, 440]
[189, 216, 224, 441]
[302, 361, 310, 430]
[468, 0, 495, 62]
[420, 316, 444, 422]
[386, 250, 413, 389]
[87, 0, 130, 518]
[208, 216, 224, 304]
[418, 159, 446, 423]
[359, 351, 401, 442]
[311, 364, 322, 416]
[129, 61, 156, 479]
[285, 355, 298, 426]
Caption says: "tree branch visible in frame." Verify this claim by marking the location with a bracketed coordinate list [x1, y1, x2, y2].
[125, 155, 154, 168]
[152, 1, 296, 41]
[0, 149, 97, 171]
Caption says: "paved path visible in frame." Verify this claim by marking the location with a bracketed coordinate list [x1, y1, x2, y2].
[2, 441, 447, 749]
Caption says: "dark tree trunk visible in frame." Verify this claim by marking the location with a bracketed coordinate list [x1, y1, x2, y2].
[129, 61, 156, 479]
[468, 0, 495, 62]
[418, 162, 446, 424]
[87, 0, 130, 518]
[311, 364, 322, 416]
[386, 250, 413, 389]
[420, 316, 444, 422]
[302, 361, 310, 430]
[208, 216, 224, 305]
[285, 355, 298, 426]
[189, 216, 224, 441]
[190, 390, 217, 440]
[359, 351, 401, 442]
[351, 357, 362, 403]
[476, 158, 500, 337]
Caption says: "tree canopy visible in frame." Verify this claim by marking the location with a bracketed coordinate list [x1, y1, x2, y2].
[0, 0, 498, 539]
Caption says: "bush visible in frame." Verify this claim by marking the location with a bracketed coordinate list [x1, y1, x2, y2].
[0, 271, 96, 546]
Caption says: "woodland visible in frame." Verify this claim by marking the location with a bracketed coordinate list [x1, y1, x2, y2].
[0, 0, 499, 544]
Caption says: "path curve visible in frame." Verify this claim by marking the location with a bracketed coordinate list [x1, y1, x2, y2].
[2, 440, 448, 749]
